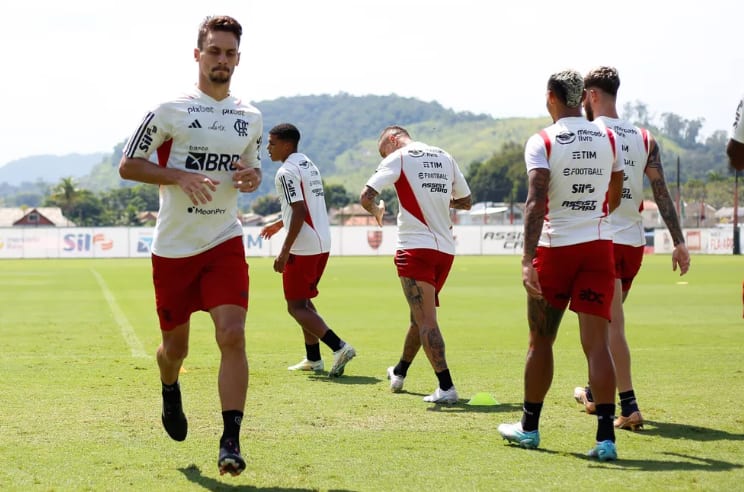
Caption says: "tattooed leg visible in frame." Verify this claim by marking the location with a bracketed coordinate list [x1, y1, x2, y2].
[400, 277, 448, 373]
[524, 296, 563, 402]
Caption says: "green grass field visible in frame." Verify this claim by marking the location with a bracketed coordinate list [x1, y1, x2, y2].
[1, 255, 742, 491]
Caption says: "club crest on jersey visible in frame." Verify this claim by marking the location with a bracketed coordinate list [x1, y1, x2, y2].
[556, 131, 576, 144]
[234, 119, 249, 136]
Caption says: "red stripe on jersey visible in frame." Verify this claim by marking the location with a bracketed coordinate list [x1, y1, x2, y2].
[641, 128, 649, 153]
[605, 128, 617, 160]
[539, 130, 551, 160]
[156, 139, 173, 168]
[394, 167, 427, 227]
[300, 182, 315, 229]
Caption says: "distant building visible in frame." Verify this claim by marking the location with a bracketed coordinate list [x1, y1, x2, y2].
[330, 203, 393, 226]
[0, 207, 76, 227]
[455, 201, 524, 225]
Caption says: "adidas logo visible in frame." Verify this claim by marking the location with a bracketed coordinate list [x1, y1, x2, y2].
[189, 120, 202, 129]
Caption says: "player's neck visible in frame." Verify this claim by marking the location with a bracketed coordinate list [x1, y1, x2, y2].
[198, 81, 231, 101]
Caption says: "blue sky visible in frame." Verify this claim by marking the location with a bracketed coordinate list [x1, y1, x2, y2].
[1, 0, 741, 166]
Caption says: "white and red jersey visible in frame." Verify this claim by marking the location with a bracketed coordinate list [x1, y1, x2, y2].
[524, 116, 622, 247]
[123, 87, 262, 258]
[366, 141, 471, 254]
[595, 116, 651, 247]
[275, 152, 331, 255]
[731, 94, 744, 143]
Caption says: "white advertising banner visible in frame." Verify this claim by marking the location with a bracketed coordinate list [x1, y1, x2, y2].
[0, 226, 739, 258]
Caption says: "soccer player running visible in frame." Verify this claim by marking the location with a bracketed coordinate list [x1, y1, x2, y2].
[573, 67, 690, 430]
[259, 123, 356, 377]
[360, 126, 472, 404]
[497, 70, 624, 461]
[119, 15, 261, 476]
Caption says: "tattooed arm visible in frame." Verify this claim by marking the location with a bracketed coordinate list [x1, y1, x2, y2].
[360, 185, 385, 227]
[522, 168, 549, 298]
[450, 194, 472, 210]
[645, 136, 690, 275]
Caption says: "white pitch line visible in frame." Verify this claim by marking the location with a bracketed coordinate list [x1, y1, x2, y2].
[91, 269, 149, 359]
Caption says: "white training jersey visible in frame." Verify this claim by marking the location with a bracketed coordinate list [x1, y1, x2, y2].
[524, 116, 622, 247]
[595, 116, 650, 247]
[366, 141, 471, 254]
[731, 94, 744, 143]
[275, 152, 331, 255]
[123, 86, 262, 258]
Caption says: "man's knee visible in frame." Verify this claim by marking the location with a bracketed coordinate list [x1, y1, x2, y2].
[216, 323, 246, 350]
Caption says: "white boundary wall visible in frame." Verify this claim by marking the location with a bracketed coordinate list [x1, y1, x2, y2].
[0, 226, 739, 258]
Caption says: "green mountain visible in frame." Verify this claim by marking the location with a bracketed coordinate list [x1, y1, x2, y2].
[1, 94, 730, 208]
[79, 94, 550, 202]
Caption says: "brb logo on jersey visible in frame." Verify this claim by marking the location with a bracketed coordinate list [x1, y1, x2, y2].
[186, 153, 240, 171]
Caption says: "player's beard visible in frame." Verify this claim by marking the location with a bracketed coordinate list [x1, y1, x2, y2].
[209, 67, 232, 84]
[584, 100, 595, 121]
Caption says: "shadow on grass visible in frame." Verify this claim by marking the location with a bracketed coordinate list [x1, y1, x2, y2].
[179, 464, 351, 491]
[424, 401, 523, 414]
[564, 451, 744, 472]
[639, 420, 744, 442]
[306, 374, 380, 385]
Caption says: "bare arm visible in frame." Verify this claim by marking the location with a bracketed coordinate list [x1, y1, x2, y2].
[451, 195, 472, 210]
[727, 139, 744, 171]
[360, 185, 384, 226]
[645, 137, 690, 275]
[607, 170, 624, 214]
[274, 202, 305, 273]
[259, 219, 284, 239]
[119, 156, 218, 205]
[522, 168, 548, 298]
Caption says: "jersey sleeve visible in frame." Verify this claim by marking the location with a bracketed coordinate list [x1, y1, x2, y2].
[366, 153, 402, 192]
[122, 106, 172, 160]
[451, 157, 471, 200]
[240, 115, 263, 169]
[524, 133, 549, 171]
[732, 95, 744, 143]
[277, 164, 304, 205]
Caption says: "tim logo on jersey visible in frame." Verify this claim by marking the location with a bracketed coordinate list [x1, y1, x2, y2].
[186, 152, 240, 171]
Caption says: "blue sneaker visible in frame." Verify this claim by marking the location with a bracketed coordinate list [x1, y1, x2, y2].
[497, 422, 540, 449]
[587, 440, 617, 461]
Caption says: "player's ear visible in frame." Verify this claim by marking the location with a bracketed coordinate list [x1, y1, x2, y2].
[193, 48, 200, 62]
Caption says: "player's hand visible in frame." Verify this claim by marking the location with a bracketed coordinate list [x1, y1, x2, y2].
[273, 252, 289, 273]
[233, 161, 260, 192]
[178, 172, 219, 205]
[260, 221, 282, 239]
[671, 243, 691, 276]
[522, 261, 543, 299]
[374, 199, 385, 227]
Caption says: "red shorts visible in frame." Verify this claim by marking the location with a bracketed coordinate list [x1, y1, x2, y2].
[394, 248, 454, 306]
[613, 243, 644, 292]
[151, 236, 248, 331]
[283, 252, 329, 301]
[534, 240, 615, 320]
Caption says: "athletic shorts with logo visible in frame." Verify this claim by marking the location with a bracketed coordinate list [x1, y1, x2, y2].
[533, 240, 615, 320]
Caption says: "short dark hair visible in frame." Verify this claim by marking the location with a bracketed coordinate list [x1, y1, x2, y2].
[197, 16, 243, 50]
[377, 125, 410, 144]
[269, 123, 301, 145]
[584, 66, 620, 97]
[547, 70, 584, 108]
